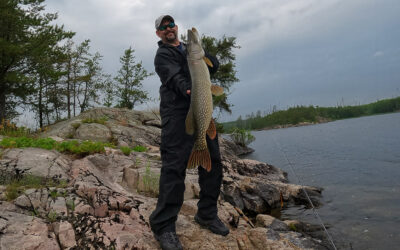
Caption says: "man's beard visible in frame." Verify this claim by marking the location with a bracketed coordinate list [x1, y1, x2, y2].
[165, 31, 177, 43]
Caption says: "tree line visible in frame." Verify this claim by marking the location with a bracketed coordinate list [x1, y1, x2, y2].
[0, 0, 154, 129]
[1, 0, 240, 129]
[222, 96, 400, 131]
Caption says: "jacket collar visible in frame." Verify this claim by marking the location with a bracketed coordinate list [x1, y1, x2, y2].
[157, 40, 187, 57]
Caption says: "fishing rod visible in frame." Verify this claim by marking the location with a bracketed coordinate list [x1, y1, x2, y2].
[270, 135, 338, 250]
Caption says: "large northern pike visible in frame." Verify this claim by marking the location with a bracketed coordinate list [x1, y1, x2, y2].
[185, 27, 224, 172]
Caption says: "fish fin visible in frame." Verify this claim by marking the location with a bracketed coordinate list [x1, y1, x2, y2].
[206, 119, 217, 140]
[187, 148, 212, 172]
[185, 107, 195, 135]
[203, 57, 213, 67]
[211, 85, 224, 96]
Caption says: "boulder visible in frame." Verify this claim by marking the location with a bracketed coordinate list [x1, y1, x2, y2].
[75, 123, 112, 142]
[0, 209, 60, 250]
[0, 148, 71, 180]
[53, 221, 77, 249]
[40, 107, 162, 147]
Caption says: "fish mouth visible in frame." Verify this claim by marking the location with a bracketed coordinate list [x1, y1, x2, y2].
[187, 29, 194, 40]
[187, 27, 200, 43]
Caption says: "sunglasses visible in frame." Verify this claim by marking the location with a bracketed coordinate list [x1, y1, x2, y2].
[159, 22, 175, 31]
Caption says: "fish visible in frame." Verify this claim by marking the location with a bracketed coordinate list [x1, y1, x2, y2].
[185, 27, 224, 172]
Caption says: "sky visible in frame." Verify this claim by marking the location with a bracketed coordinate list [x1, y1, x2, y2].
[43, 0, 400, 122]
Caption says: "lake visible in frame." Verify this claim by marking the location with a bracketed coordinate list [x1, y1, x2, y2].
[246, 112, 400, 250]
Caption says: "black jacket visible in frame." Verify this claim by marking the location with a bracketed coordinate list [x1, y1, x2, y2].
[154, 41, 219, 121]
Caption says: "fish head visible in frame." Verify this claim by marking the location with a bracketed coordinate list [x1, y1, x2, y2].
[187, 27, 205, 60]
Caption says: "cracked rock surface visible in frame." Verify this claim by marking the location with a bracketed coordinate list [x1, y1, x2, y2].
[0, 108, 330, 249]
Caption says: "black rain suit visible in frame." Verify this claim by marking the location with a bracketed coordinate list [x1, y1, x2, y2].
[149, 41, 223, 235]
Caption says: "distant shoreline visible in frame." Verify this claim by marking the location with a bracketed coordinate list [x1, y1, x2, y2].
[254, 111, 399, 131]
[222, 96, 400, 132]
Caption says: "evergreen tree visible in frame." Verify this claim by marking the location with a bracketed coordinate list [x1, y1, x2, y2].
[115, 47, 152, 109]
[201, 35, 240, 114]
[102, 74, 115, 107]
[0, 0, 73, 121]
[71, 40, 90, 116]
[28, 25, 73, 128]
[77, 52, 103, 112]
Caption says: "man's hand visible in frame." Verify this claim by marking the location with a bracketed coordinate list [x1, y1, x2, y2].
[187, 90, 191, 95]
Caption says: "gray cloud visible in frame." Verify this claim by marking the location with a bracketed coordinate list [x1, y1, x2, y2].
[44, 0, 400, 122]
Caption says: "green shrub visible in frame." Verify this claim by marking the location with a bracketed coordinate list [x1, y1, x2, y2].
[71, 123, 81, 129]
[133, 145, 147, 152]
[216, 121, 225, 133]
[230, 128, 255, 147]
[47, 210, 58, 222]
[120, 146, 132, 156]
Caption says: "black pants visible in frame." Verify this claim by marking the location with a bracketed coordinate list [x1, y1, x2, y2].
[149, 115, 223, 234]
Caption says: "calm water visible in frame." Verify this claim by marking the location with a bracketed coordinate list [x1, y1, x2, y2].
[247, 113, 400, 250]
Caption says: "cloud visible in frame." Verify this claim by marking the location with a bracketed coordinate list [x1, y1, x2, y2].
[373, 51, 384, 57]
[42, 0, 400, 122]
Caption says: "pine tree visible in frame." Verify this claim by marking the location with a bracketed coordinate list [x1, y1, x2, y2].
[115, 47, 153, 109]
[102, 74, 115, 107]
[201, 35, 240, 114]
[0, 0, 73, 121]
[28, 25, 73, 128]
[77, 52, 103, 112]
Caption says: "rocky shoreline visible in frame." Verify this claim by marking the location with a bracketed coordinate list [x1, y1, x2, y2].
[0, 108, 332, 249]
[253, 117, 333, 132]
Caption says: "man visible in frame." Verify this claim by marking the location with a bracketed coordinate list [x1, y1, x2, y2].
[149, 15, 229, 250]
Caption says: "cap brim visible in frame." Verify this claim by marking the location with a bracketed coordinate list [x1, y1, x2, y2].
[157, 15, 174, 29]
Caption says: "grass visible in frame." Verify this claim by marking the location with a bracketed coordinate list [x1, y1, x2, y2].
[1, 174, 68, 201]
[223, 96, 400, 131]
[0, 137, 57, 150]
[66, 199, 76, 212]
[49, 189, 65, 200]
[120, 145, 148, 156]
[137, 163, 159, 197]
[288, 223, 298, 232]
[82, 116, 108, 125]
[133, 145, 147, 152]
[31, 208, 39, 217]
[0, 137, 115, 157]
[0, 119, 32, 137]
[56, 140, 114, 156]
[120, 146, 132, 156]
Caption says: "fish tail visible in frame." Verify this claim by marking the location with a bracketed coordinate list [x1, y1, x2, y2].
[187, 147, 212, 172]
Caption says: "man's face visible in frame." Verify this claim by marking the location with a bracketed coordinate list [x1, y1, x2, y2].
[156, 19, 178, 44]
